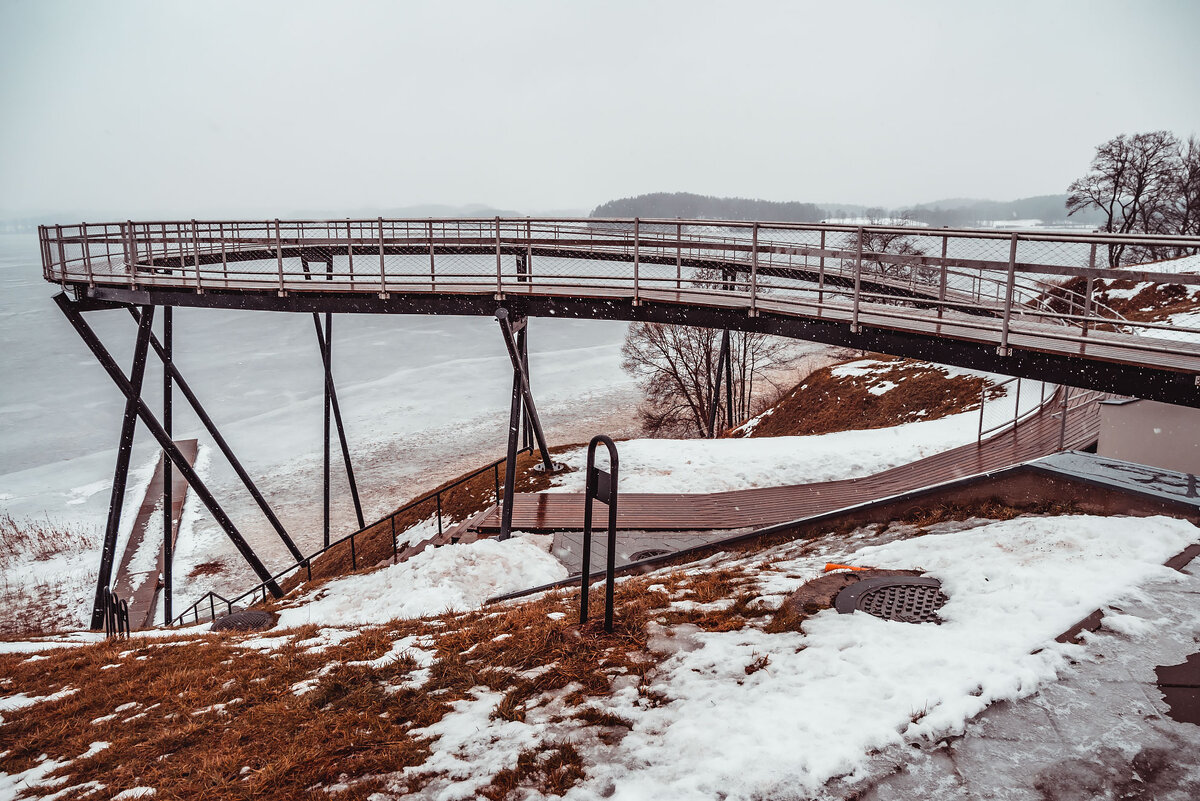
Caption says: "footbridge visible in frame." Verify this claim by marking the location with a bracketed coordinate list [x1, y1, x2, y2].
[39, 218, 1200, 628]
[43, 218, 1200, 404]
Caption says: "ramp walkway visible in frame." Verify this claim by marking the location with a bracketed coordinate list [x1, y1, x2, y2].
[466, 390, 1103, 535]
[111, 439, 197, 630]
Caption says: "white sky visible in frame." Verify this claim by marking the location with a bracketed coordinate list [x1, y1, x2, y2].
[2, 0, 1198, 219]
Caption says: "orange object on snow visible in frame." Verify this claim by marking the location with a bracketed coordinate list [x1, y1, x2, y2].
[824, 563, 871, 572]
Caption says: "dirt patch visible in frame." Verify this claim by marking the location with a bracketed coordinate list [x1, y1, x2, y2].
[736, 356, 1002, 438]
[1045, 276, 1199, 325]
[187, 560, 224, 579]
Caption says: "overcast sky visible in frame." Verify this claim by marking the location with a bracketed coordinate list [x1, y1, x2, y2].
[2, 0, 1198, 219]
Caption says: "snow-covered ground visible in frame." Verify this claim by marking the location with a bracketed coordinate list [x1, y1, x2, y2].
[190, 512, 1195, 800]
[543, 362, 1046, 495]
[274, 533, 566, 628]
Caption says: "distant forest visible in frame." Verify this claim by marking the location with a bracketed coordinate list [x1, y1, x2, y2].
[590, 192, 1105, 226]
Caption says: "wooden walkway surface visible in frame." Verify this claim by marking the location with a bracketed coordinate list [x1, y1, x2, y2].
[469, 395, 1102, 534]
[111, 439, 197, 630]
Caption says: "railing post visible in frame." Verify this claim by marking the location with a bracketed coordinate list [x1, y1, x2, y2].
[192, 219, 202, 292]
[495, 216, 503, 296]
[817, 229, 826, 315]
[350, 534, 357, 571]
[378, 217, 386, 296]
[937, 234, 949, 322]
[977, 382, 987, 444]
[676, 220, 682, 290]
[1058, 387, 1070, 450]
[851, 227, 864, 332]
[391, 517, 398, 564]
[82, 224, 94, 286]
[436, 493, 443, 536]
[998, 232, 1018, 355]
[750, 223, 759, 315]
[428, 219, 436, 286]
[633, 218, 640, 303]
[274, 219, 284, 295]
[1080, 243, 1097, 350]
[1013, 378, 1021, 431]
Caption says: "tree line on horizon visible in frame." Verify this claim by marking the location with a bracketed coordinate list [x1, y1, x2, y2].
[590, 191, 1104, 227]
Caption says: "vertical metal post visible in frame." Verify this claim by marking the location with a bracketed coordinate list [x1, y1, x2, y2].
[191, 219, 202, 291]
[633, 218, 640, 302]
[274, 219, 284, 294]
[219, 222, 228, 285]
[89, 305, 156, 630]
[314, 314, 365, 531]
[436, 494, 443, 536]
[579, 435, 619, 632]
[346, 220, 354, 285]
[162, 306, 173, 625]
[937, 234, 949, 321]
[126, 220, 137, 274]
[378, 217, 386, 294]
[495, 216, 502, 295]
[1080, 243, 1097, 350]
[1012, 378, 1021, 431]
[750, 223, 759, 314]
[676, 220, 682, 290]
[817, 229, 826, 313]
[525, 218, 533, 279]
[322, 313, 331, 548]
[391, 516, 398, 564]
[977, 382, 987, 444]
[428, 219, 435, 285]
[83, 224, 94, 286]
[1059, 387, 1070, 450]
[999, 232, 1018, 355]
[851, 227, 864, 332]
[499, 356, 523, 541]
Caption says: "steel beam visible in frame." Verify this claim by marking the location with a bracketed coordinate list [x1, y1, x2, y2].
[57, 294, 282, 597]
[314, 313, 365, 530]
[88, 286, 1200, 409]
[127, 308, 302, 562]
[89, 305, 154, 629]
[162, 306, 173, 624]
[496, 308, 555, 472]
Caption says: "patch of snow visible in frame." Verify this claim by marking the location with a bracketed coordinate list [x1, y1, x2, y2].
[112, 788, 156, 799]
[275, 534, 566, 628]
[0, 686, 78, 724]
[581, 515, 1196, 799]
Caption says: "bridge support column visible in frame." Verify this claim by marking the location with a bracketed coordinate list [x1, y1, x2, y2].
[126, 308, 303, 563]
[88, 304, 154, 629]
[56, 294, 283, 601]
[161, 306, 173, 624]
[314, 313, 365, 546]
[707, 329, 734, 438]
[496, 308, 561, 540]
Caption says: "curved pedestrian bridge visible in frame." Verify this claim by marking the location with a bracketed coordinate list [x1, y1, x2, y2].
[41, 217, 1200, 405]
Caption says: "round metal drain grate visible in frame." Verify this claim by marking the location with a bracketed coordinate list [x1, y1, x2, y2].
[834, 576, 947, 624]
[210, 609, 276, 632]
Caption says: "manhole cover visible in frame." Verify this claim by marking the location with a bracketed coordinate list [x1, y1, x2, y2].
[834, 576, 947, 624]
[211, 610, 275, 632]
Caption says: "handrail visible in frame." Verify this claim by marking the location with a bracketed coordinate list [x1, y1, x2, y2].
[172, 445, 532, 626]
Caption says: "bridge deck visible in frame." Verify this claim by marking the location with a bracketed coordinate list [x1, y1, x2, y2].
[469, 392, 1102, 533]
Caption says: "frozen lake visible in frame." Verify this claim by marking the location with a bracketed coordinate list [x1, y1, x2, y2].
[0, 232, 647, 576]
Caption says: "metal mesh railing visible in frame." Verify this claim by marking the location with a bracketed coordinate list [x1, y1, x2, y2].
[40, 218, 1200, 365]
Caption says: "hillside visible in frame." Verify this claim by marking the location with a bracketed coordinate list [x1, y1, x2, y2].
[732, 357, 1005, 438]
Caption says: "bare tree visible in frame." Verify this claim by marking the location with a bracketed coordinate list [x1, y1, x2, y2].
[621, 323, 795, 437]
[1067, 131, 1182, 266]
[842, 220, 935, 286]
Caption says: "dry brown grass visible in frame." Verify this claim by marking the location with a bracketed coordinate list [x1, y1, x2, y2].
[0, 559, 760, 800]
[741, 356, 1002, 438]
[1046, 276, 1198, 325]
[186, 560, 224, 578]
[0, 513, 93, 566]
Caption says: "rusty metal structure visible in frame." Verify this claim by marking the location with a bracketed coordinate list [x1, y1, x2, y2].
[38, 218, 1200, 628]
